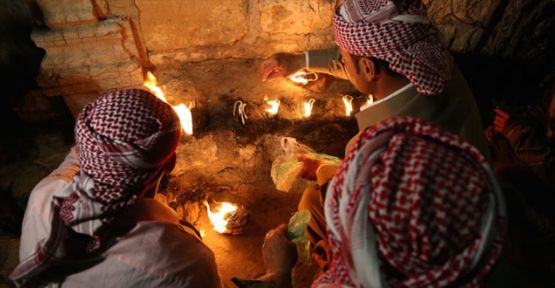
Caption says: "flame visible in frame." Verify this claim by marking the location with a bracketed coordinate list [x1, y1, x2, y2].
[204, 201, 238, 234]
[265, 99, 281, 115]
[367, 94, 374, 106]
[360, 94, 374, 111]
[342, 95, 354, 116]
[289, 71, 310, 85]
[303, 98, 315, 118]
[144, 71, 168, 102]
[173, 103, 194, 135]
[143, 71, 193, 135]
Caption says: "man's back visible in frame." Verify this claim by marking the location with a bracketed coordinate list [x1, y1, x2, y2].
[18, 152, 221, 288]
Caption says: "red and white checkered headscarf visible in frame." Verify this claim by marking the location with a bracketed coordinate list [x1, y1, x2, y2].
[333, 0, 453, 95]
[314, 116, 506, 288]
[11, 89, 181, 286]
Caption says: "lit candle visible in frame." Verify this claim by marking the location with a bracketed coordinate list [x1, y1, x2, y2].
[265, 99, 281, 116]
[302, 98, 315, 118]
[342, 95, 353, 117]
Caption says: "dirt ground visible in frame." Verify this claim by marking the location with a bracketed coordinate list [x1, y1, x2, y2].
[0, 59, 361, 287]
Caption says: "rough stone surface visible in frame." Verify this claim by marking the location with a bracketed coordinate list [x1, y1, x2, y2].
[32, 17, 143, 97]
[424, 0, 554, 63]
[136, 0, 249, 52]
[259, 0, 333, 35]
[36, 0, 98, 28]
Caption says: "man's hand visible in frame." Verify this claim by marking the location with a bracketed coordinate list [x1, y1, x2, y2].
[260, 53, 305, 81]
[298, 155, 322, 181]
[493, 107, 510, 133]
[262, 224, 298, 276]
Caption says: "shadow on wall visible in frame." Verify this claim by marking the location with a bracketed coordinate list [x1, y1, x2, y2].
[454, 54, 554, 127]
[0, 0, 45, 135]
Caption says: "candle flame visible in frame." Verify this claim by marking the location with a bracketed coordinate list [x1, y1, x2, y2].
[265, 99, 280, 115]
[289, 71, 310, 85]
[360, 94, 374, 111]
[204, 201, 238, 234]
[367, 94, 374, 106]
[289, 71, 319, 86]
[303, 98, 315, 118]
[143, 71, 193, 135]
[342, 95, 354, 117]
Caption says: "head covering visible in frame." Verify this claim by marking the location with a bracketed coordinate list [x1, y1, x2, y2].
[314, 116, 506, 288]
[333, 0, 453, 95]
[11, 89, 181, 286]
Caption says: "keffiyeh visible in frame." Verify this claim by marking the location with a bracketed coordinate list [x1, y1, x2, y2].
[333, 0, 453, 95]
[314, 116, 506, 287]
[11, 89, 181, 286]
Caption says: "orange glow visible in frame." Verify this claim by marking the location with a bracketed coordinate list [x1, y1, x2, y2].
[367, 94, 374, 106]
[143, 71, 168, 102]
[265, 99, 281, 115]
[302, 98, 315, 118]
[143, 71, 193, 135]
[173, 103, 194, 135]
[289, 71, 310, 85]
[342, 95, 354, 116]
[204, 201, 238, 234]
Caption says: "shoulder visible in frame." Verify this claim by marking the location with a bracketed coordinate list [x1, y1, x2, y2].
[103, 221, 221, 287]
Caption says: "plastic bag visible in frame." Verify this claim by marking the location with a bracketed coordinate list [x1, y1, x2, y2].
[270, 137, 340, 192]
[287, 210, 312, 265]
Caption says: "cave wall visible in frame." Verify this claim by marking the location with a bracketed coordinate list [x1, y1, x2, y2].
[24, 0, 555, 110]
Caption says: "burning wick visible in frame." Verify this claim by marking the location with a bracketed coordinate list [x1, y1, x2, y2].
[342, 95, 354, 117]
[204, 201, 238, 234]
[360, 94, 374, 111]
[265, 99, 281, 116]
[233, 100, 248, 125]
[289, 71, 319, 86]
[143, 71, 167, 102]
[303, 98, 315, 118]
[143, 71, 194, 135]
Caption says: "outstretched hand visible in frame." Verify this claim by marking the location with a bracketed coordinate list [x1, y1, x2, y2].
[493, 107, 510, 133]
[260, 53, 305, 81]
[298, 155, 322, 181]
[262, 224, 298, 276]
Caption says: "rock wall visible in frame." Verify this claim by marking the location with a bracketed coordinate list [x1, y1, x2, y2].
[27, 0, 553, 105]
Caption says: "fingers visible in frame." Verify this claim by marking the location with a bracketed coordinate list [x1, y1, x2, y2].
[494, 107, 509, 119]
[260, 58, 285, 81]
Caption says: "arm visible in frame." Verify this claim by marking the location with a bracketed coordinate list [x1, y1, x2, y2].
[260, 46, 348, 81]
[233, 225, 297, 288]
[19, 148, 80, 260]
[305, 47, 348, 80]
[500, 111, 554, 186]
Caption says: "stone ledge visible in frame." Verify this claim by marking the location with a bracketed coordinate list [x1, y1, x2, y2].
[33, 17, 143, 97]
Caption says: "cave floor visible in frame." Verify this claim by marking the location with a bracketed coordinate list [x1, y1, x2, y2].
[0, 59, 361, 287]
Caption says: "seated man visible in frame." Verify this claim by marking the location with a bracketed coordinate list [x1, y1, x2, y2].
[262, 116, 507, 287]
[263, 0, 493, 254]
[261, 0, 490, 159]
[11, 89, 222, 287]
[486, 83, 555, 286]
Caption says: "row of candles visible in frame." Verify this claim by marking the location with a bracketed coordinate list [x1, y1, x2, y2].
[142, 71, 373, 235]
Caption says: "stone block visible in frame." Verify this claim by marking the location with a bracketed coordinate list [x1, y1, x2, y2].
[259, 0, 334, 35]
[423, 0, 502, 53]
[136, 0, 249, 52]
[32, 17, 144, 97]
[36, 0, 97, 28]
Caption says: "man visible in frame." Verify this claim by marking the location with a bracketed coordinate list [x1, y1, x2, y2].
[11, 89, 222, 287]
[485, 83, 555, 286]
[263, 0, 492, 254]
[262, 116, 507, 287]
[261, 0, 490, 159]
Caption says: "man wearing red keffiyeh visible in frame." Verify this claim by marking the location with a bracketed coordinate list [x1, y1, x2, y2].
[261, 116, 506, 287]
[11, 89, 222, 288]
[261, 0, 490, 160]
